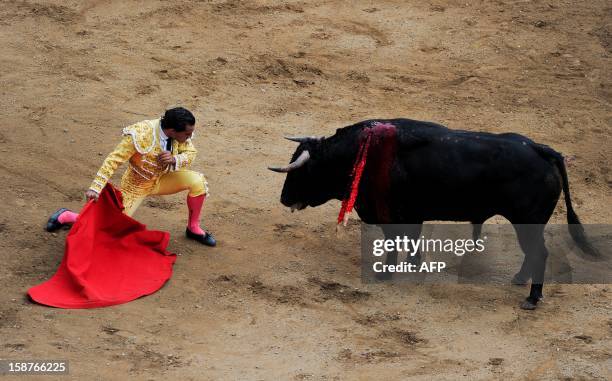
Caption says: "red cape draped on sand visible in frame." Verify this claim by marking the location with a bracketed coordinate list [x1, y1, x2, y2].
[28, 184, 176, 308]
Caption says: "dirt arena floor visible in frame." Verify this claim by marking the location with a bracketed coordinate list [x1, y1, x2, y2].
[1, 1, 610, 380]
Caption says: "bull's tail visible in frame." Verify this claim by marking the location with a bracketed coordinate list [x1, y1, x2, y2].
[534, 144, 600, 259]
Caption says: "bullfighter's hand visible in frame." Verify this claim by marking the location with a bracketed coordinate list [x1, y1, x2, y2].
[157, 151, 176, 167]
[85, 189, 99, 202]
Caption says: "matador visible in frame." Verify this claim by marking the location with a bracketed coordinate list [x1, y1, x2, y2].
[46, 107, 216, 246]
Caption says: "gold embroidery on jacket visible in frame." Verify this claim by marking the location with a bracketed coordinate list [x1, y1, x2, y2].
[88, 118, 198, 195]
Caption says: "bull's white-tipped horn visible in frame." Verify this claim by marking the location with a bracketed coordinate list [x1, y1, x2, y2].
[284, 136, 322, 143]
[267, 150, 311, 173]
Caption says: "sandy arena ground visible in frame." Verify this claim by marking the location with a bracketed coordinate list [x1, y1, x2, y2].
[0, 1, 611, 380]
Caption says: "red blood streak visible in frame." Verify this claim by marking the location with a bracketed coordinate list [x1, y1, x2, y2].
[366, 122, 398, 222]
[338, 122, 398, 224]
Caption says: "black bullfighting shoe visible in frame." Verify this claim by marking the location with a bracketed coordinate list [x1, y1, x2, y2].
[186, 228, 217, 247]
[46, 208, 71, 232]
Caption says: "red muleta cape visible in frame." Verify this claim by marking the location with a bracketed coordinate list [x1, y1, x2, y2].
[28, 184, 176, 308]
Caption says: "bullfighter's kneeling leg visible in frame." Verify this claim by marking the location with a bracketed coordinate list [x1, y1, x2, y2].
[46, 208, 79, 232]
[46, 190, 145, 232]
[152, 170, 216, 247]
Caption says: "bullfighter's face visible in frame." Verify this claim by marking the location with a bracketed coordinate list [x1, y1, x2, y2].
[167, 124, 195, 143]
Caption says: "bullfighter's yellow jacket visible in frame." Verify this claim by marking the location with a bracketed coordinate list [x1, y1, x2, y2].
[89, 118, 197, 196]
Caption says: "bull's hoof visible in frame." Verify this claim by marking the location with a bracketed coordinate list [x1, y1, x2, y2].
[511, 273, 529, 286]
[520, 299, 538, 310]
[375, 271, 393, 281]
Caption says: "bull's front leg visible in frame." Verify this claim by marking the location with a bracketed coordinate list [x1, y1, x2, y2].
[375, 250, 398, 281]
[375, 224, 423, 281]
[375, 225, 402, 281]
[404, 224, 424, 267]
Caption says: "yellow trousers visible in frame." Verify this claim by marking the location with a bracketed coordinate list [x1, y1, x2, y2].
[121, 170, 208, 216]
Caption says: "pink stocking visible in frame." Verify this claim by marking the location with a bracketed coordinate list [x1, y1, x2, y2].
[58, 210, 79, 224]
[187, 194, 206, 235]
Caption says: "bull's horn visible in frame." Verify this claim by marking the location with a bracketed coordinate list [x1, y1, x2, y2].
[267, 150, 310, 173]
[284, 136, 322, 143]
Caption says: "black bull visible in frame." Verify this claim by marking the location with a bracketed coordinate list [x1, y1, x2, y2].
[269, 119, 599, 310]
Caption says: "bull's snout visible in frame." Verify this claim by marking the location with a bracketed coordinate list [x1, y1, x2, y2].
[289, 203, 305, 212]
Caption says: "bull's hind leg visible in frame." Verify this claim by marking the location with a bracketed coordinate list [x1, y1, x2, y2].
[511, 256, 531, 286]
[513, 224, 549, 310]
